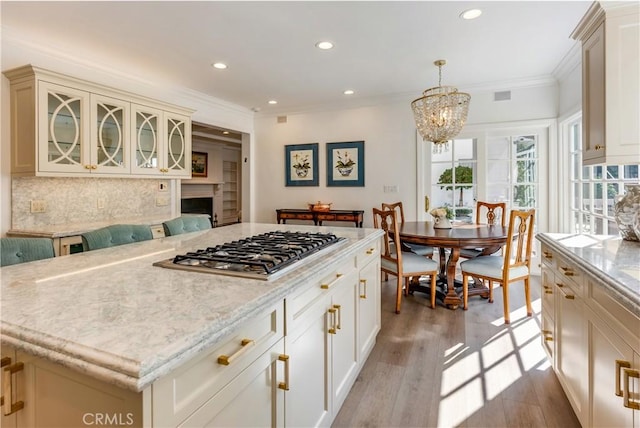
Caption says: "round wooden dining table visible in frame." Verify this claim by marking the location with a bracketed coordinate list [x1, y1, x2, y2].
[397, 221, 509, 309]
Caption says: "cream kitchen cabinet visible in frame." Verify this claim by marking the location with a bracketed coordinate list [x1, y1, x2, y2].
[540, 240, 640, 427]
[285, 257, 359, 428]
[4, 64, 193, 178]
[0, 345, 142, 428]
[357, 243, 381, 362]
[572, 2, 640, 165]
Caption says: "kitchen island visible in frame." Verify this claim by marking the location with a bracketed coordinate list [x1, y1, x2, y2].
[1, 223, 383, 427]
[536, 233, 640, 427]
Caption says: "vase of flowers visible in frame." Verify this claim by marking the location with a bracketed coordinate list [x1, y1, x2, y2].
[430, 206, 454, 229]
[335, 151, 355, 177]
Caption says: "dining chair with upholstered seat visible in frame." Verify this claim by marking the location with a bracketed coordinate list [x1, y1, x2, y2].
[373, 207, 439, 314]
[460, 209, 536, 324]
[459, 201, 507, 260]
[381, 202, 434, 258]
[162, 215, 212, 236]
[81, 224, 154, 251]
[0, 237, 55, 267]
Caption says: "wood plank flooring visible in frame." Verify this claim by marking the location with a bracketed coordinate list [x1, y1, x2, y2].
[332, 274, 581, 428]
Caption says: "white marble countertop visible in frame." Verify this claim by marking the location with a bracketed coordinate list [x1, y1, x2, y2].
[6, 215, 179, 238]
[1, 223, 382, 392]
[536, 233, 640, 316]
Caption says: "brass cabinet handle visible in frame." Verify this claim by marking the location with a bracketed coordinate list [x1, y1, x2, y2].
[328, 308, 337, 334]
[366, 248, 375, 255]
[557, 285, 575, 300]
[543, 251, 553, 259]
[623, 368, 640, 410]
[91, 165, 97, 170]
[84, 165, 92, 169]
[559, 266, 574, 276]
[595, 144, 605, 150]
[278, 354, 290, 391]
[321, 273, 343, 290]
[615, 360, 631, 397]
[359, 278, 367, 299]
[333, 304, 342, 330]
[217, 339, 255, 365]
[3, 362, 24, 416]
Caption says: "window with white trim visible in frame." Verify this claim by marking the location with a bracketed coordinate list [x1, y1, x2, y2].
[568, 116, 639, 234]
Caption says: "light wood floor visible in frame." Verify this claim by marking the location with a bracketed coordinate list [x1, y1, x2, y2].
[332, 274, 581, 428]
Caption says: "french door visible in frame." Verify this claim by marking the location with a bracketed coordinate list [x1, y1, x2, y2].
[416, 119, 552, 273]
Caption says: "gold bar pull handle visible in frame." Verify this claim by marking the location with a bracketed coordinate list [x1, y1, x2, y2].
[321, 273, 343, 290]
[559, 266, 574, 276]
[0, 357, 10, 407]
[366, 248, 375, 255]
[328, 308, 337, 334]
[217, 339, 255, 365]
[3, 362, 24, 416]
[359, 279, 367, 299]
[616, 360, 631, 397]
[623, 368, 640, 410]
[278, 354, 290, 391]
[333, 304, 342, 330]
[543, 251, 553, 259]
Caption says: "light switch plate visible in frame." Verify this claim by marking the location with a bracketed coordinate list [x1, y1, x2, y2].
[30, 200, 47, 213]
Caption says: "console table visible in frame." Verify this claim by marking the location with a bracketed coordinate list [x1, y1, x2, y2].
[276, 209, 364, 228]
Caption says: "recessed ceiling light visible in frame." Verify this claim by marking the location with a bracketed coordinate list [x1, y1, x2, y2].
[212, 62, 227, 69]
[343, 89, 355, 95]
[316, 41, 334, 50]
[268, 100, 278, 105]
[460, 9, 482, 20]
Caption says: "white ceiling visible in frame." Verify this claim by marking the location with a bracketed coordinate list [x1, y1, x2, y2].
[1, 1, 592, 115]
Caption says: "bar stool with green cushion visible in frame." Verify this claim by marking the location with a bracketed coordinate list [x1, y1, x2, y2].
[162, 215, 212, 236]
[0, 237, 55, 267]
[81, 224, 154, 251]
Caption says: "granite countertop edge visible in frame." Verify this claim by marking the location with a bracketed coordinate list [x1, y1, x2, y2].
[536, 233, 640, 317]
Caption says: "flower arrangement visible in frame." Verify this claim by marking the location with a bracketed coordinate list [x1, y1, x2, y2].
[335, 151, 356, 169]
[292, 153, 310, 171]
[430, 206, 454, 220]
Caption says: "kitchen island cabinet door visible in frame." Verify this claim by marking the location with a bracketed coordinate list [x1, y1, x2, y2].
[357, 254, 381, 363]
[586, 305, 638, 428]
[178, 338, 285, 428]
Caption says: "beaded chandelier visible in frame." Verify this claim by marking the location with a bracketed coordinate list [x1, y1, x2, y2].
[411, 60, 471, 153]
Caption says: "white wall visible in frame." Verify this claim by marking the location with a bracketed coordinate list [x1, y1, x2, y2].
[254, 84, 559, 228]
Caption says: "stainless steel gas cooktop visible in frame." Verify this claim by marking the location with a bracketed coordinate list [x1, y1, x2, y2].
[153, 230, 346, 280]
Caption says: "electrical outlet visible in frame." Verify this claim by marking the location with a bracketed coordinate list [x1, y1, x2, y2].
[30, 200, 47, 213]
[97, 198, 105, 210]
[156, 196, 170, 207]
[383, 185, 399, 193]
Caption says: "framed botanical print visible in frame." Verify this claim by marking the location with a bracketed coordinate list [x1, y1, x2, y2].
[285, 143, 319, 186]
[191, 151, 208, 177]
[326, 141, 365, 187]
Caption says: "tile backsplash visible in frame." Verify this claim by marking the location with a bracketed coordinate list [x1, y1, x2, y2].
[12, 177, 172, 229]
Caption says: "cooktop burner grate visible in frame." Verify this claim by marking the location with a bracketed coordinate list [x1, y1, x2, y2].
[153, 231, 346, 280]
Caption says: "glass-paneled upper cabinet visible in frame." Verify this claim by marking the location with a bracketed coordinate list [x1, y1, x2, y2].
[38, 81, 90, 173]
[131, 105, 162, 175]
[165, 114, 190, 176]
[90, 94, 129, 174]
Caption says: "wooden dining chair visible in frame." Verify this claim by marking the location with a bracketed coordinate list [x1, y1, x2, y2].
[460, 201, 507, 260]
[373, 207, 439, 314]
[459, 209, 536, 324]
[381, 202, 433, 258]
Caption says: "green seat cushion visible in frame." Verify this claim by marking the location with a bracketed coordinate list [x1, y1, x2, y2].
[81, 224, 153, 251]
[162, 216, 212, 236]
[1, 237, 55, 267]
